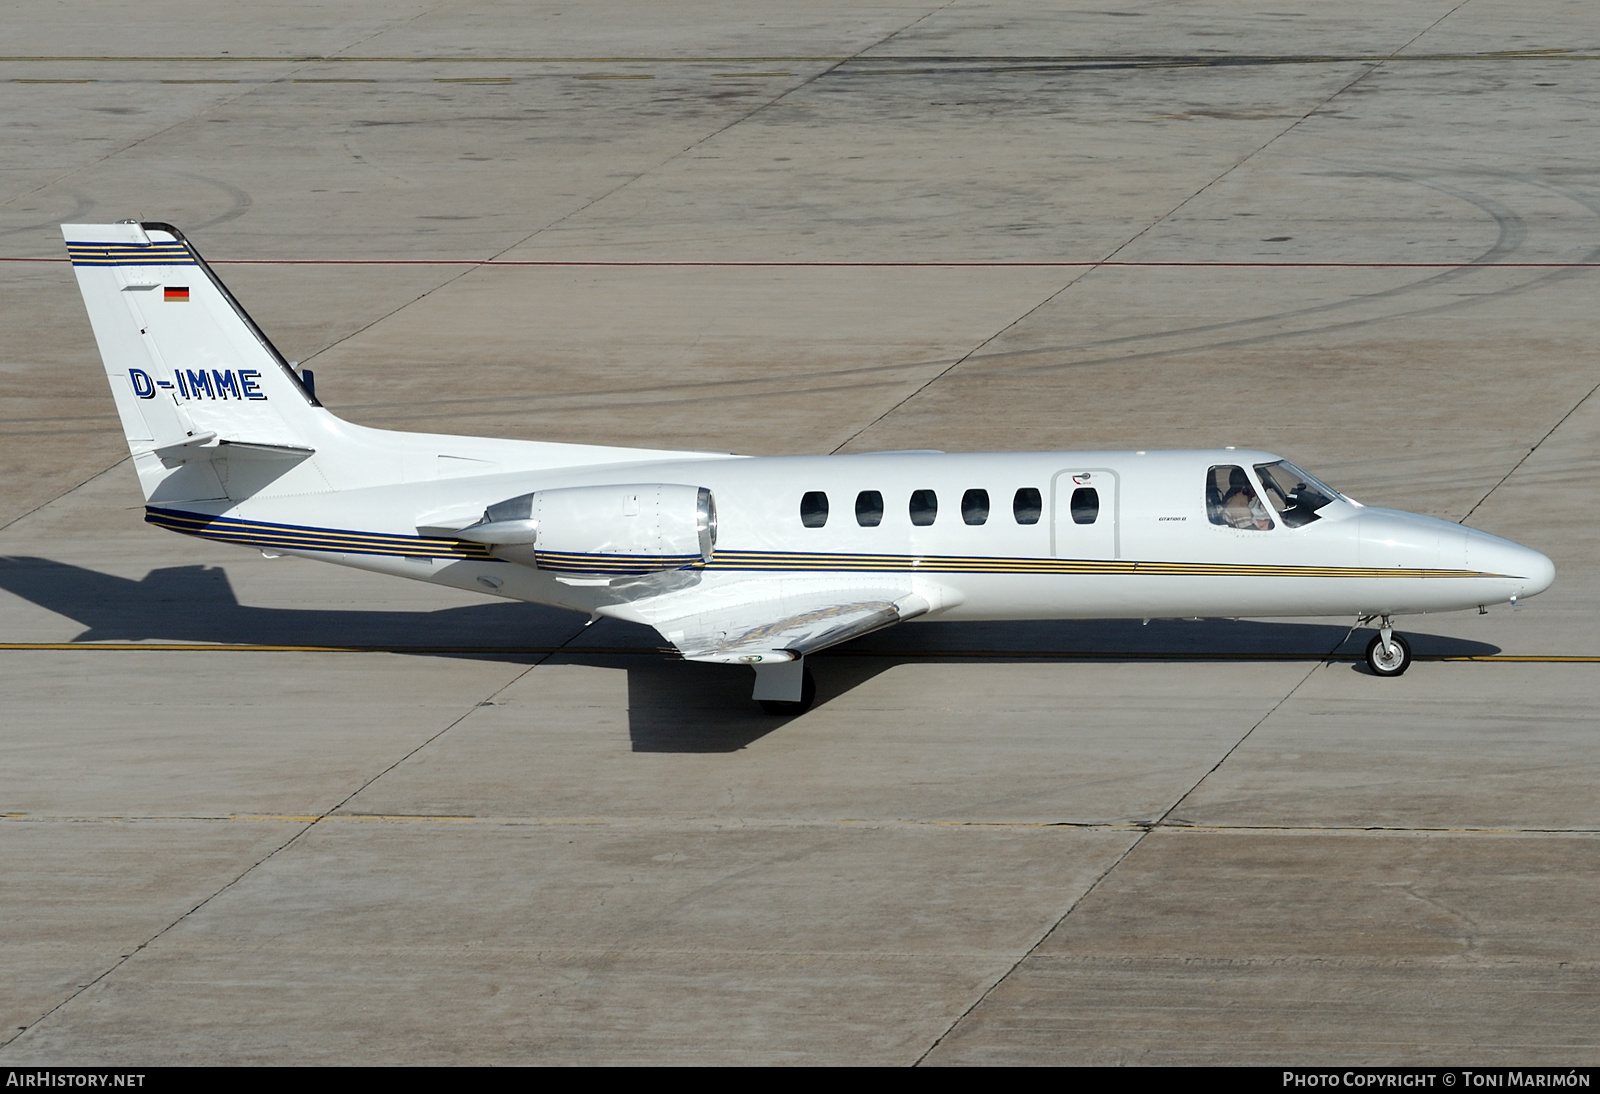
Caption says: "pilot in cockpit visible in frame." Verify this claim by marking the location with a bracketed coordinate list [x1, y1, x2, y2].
[1210, 466, 1275, 530]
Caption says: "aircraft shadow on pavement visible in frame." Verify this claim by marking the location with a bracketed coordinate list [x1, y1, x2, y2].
[618, 653, 895, 753]
[616, 616, 1505, 752]
[0, 556, 576, 655]
[0, 557, 1503, 755]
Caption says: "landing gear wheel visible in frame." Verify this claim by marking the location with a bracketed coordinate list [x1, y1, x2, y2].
[1365, 632, 1412, 677]
[759, 667, 816, 715]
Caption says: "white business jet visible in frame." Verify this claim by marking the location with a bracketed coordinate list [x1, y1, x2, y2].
[64, 222, 1554, 712]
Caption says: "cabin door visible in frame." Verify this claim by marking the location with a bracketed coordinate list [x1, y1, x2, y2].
[1051, 468, 1119, 560]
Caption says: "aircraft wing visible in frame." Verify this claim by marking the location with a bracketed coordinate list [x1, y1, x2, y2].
[606, 578, 931, 664]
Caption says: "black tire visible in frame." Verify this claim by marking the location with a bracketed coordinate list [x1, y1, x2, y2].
[1365, 633, 1412, 677]
[758, 666, 817, 715]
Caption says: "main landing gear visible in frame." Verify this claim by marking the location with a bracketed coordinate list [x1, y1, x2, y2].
[753, 659, 817, 715]
[1363, 615, 1413, 677]
[759, 670, 816, 715]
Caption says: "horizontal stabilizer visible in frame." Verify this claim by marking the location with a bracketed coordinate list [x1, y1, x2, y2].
[152, 431, 218, 459]
[150, 434, 314, 461]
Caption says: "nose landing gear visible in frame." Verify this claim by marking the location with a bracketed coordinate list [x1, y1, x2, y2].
[1363, 615, 1413, 677]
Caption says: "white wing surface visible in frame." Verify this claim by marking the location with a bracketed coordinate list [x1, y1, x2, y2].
[605, 578, 932, 664]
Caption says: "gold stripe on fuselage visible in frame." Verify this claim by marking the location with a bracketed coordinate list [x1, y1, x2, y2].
[146, 509, 1512, 579]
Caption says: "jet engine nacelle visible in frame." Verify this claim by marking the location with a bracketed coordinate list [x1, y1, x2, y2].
[457, 483, 717, 573]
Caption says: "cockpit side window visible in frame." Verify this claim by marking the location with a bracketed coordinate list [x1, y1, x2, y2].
[1254, 461, 1338, 528]
[1206, 465, 1274, 530]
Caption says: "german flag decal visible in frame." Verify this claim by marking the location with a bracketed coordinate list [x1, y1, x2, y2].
[164, 285, 189, 302]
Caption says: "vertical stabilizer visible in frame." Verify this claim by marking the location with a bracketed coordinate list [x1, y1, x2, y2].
[64, 222, 328, 501]
[65, 222, 703, 511]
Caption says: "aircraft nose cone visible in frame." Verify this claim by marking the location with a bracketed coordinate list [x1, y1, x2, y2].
[1469, 530, 1555, 598]
[1517, 545, 1556, 597]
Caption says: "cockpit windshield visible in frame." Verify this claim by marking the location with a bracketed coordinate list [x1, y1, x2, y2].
[1253, 460, 1340, 528]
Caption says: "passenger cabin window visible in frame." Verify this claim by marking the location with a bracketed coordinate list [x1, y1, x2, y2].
[800, 491, 829, 528]
[909, 489, 938, 527]
[1013, 487, 1042, 525]
[1254, 460, 1338, 528]
[855, 490, 884, 527]
[1070, 487, 1099, 525]
[961, 489, 990, 525]
[1206, 466, 1274, 530]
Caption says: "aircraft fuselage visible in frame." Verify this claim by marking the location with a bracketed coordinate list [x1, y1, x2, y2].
[186, 447, 1553, 624]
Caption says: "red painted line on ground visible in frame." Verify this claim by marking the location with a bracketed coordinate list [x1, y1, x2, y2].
[10, 256, 1600, 268]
